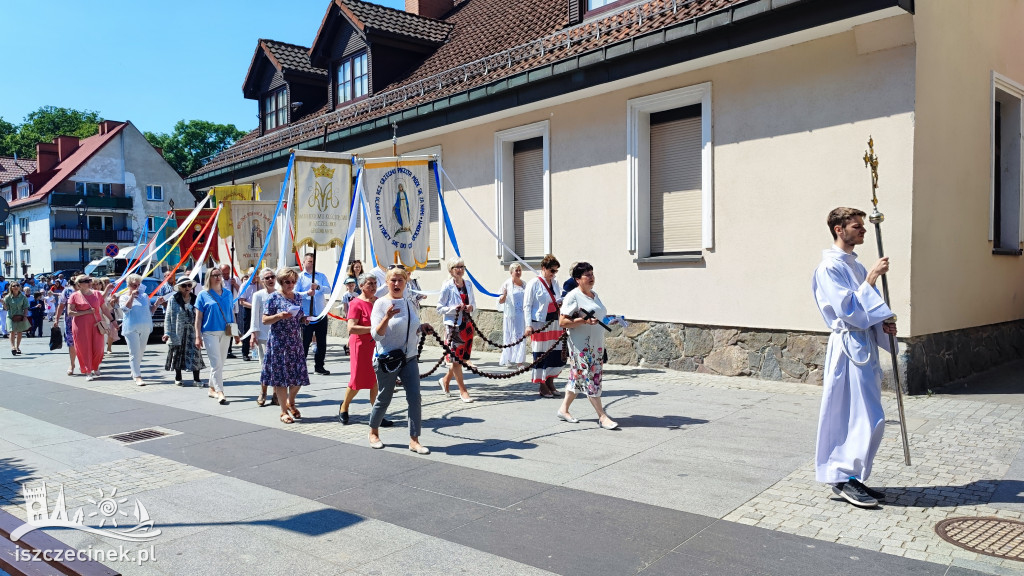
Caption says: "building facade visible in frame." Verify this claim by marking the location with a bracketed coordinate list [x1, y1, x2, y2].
[2, 120, 195, 278]
[186, 0, 1024, 394]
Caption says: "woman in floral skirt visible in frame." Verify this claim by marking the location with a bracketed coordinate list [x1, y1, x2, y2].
[260, 267, 310, 423]
[556, 262, 618, 430]
[163, 277, 206, 386]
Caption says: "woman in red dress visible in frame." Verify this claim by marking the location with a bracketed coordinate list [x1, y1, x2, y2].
[338, 273, 391, 426]
[67, 275, 106, 381]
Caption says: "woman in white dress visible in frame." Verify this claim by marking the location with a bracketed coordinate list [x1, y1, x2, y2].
[498, 263, 526, 367]
[556, 262, 618, 430]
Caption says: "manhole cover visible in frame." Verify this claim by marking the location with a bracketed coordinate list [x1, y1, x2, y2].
[105, 428, 176, 444]
[935, 517, 1024, 561]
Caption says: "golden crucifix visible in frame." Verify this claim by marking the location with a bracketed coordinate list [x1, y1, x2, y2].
[863, 137, 880, 210]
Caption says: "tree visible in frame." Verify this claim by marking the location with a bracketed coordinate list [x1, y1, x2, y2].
[144, 120, 247, 178]
[0, 106, 102, 158]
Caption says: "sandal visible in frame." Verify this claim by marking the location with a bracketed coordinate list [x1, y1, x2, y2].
[539, 386, 553, 398]
[257, 393, 266, 407]
[280, 413, 294, 424]
[290, 407, 302, 420]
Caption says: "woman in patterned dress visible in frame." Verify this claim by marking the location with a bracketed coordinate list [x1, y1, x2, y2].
[162, 277, 206, 386]
[260, 267, 311, 424]
[556, 262, 618, 430]
[523, 254, 565, 398]
[52, 277, 79, 375]
[437, 256, 476, 403]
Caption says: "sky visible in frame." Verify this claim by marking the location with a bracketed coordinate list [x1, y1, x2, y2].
[0, 0, 406, 136]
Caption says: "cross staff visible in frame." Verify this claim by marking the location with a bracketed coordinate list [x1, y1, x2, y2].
[863, 136, 911, 466]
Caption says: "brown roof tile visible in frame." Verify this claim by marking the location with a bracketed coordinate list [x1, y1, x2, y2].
[261, 39, 328, 79]
[0, 157, 36, 186]
[192, 0, 745, 180]
[341, 0, 452, 45]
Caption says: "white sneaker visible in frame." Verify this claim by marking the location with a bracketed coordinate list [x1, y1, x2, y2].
[86, 373, 97, 381]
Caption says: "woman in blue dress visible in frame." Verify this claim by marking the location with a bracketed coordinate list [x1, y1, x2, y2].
[260, 267, 310, 424]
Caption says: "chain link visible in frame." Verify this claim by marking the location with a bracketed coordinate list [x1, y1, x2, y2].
[416, 329, 566, 379]
[466, 315, 555, 349]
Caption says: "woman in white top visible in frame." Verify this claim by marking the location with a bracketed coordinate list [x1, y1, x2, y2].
[119, 273, 159, 386]
[498, 263, 527, 367]
[557, 262, 618, 430]
[436, 257, 476, 403]
[368, 267, 434, 454]
[522, 254, 565, 398]
[249, 268, 276, 406]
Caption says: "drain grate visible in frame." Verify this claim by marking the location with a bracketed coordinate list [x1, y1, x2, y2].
[106, 428, 172, 444]
[935, 517, 1024, 562]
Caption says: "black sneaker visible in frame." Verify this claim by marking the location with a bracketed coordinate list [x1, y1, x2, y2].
[338, 411, 349, 425]
[242, 355, 251, 362]
[315, 368, 331, 375]
[832, 482, 878, 508]
[226, 353, 237, 359]
[380, 418, 394, 428]
[848, 478, 885, 501]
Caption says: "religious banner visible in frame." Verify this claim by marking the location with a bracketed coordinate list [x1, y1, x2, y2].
[174, 208, 221, 265]
[230, 201, 278, 272]
[292, 151, 353, 248]
[362, 159, 431, 270]
[213, 184, 254, 238]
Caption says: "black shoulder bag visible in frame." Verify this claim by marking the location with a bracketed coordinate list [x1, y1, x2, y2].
[377, 300, 411, 374]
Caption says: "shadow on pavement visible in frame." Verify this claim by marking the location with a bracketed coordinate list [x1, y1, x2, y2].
[0, 456, 40, 508]
[879, 480, 1024, 507]
[609, 414, 709, 429]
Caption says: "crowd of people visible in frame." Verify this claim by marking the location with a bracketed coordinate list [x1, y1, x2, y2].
[4, 253, 621, 455]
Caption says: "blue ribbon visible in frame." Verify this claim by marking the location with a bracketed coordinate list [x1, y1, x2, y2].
[433, 162, 500, 297]
[233, 153, 294, 303]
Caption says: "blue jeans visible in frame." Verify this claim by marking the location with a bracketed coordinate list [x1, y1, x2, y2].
[369, 356, 422, 438]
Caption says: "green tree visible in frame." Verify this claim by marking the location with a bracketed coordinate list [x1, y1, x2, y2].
[145, 120, 246, 178]
[0, 106, 102, 158]
[0, 117, 17, 157]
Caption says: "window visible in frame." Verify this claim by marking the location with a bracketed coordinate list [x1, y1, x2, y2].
[337, 52, 368, 104]
[20, 250, 29, 265]
[87, 216, 114, 230]
[75, 182, 112, 196]
[146, 217, 157, 233]
[627, 83, 713, 260]
[146, 185, 163, 201]
[495, 121, 550, 262]
[18, 218, 29, 234]
[588, 0, 616, 8]
[263, 88, 287, 131]
[17, 183, 29, 199]
[1, 187, 10, 202]
[4, 251, 13, 264]
[992, 72, 1024, 254]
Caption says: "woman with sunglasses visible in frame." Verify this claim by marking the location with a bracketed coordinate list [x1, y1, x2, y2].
[261, 267, 310, 423]
[249, 268, 276, 406]
[67, 275, 106, 380]
[4, 282, 29, 355]
[163, 277, 206, 386]
[436, 257, 476, 402]
[194, 268, 241, 404]
[52, 271, 80, 374]
[338, 272, 390, 425]
[368, 266, 434, 453]
[120, 274, 159, 386]
[523, 254, 566, 398]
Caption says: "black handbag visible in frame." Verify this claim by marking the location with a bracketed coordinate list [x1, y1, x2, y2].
[376, 301, 411, 374]
[49, 325, 63, 351]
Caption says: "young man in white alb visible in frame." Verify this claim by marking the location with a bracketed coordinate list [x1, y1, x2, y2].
[811, 207, 898, 508]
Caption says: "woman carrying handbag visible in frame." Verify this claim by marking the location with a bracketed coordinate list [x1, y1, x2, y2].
[67, 275, 106, 380]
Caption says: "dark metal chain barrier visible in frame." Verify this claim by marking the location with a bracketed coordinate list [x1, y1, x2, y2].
[466, 315, 555, 349]
[417, 329, 566, 380]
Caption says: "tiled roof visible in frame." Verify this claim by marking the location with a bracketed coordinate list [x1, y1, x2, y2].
[9, 123, 128, 209]
[261, 39, 328, 79]
[0, 157, 35, 187]
[190, 0, 751, 180]
[340, 0, 453, 45]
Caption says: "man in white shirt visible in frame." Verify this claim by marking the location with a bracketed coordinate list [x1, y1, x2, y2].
[812, 207, 897, 508]
[297, 253, 332, 375]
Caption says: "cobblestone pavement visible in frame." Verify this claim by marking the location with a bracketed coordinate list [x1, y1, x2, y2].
[2, 338, 1022, 575]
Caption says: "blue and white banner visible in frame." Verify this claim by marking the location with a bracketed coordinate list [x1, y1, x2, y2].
[361, 158, 431, 270]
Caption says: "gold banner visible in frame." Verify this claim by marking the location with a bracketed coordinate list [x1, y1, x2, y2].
[293, 151, 353, 248]
[213, 184, 254, 238]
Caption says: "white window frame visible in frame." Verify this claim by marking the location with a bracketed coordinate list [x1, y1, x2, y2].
[18, 217, 29, 234]
[146, 185, 163, 201]
[494, 120, 551, 262]
[16, 183, 29, 199]
[626, 82, 713, 259]
[990, 71, 1024, 251]
[146, 217, 157, 233]
[1, 187, 10, 202]
[20, 249, 30, 265]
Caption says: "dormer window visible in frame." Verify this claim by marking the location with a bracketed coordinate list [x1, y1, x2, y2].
[337, 52, 368, 104]
[263, 88, 287, 131]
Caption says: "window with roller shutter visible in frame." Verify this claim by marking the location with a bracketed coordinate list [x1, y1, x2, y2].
[513, 138, 545, 259]
[650, 106, 702, 255]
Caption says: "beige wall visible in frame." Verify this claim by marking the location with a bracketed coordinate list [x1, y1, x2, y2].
[910, 0, 1024, 335]
[371, 26, 916, 333]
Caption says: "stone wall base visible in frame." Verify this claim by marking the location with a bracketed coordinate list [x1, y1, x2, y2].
[328, 311, 1024, 395]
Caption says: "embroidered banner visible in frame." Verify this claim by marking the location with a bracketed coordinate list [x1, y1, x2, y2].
[230, 201, 278, 272]
[293, 151, 353, 248]
[213, 184, 254, 238]
[174, 208, 221, 265]
[362, 159, 431, 270]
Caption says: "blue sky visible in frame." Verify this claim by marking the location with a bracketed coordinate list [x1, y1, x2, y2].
[0, 0, 405, 136]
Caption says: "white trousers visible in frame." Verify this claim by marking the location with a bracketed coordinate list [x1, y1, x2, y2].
[202, 332, 231, 392]
[123, 329, 151, 378]
[0, 309, 7, 334]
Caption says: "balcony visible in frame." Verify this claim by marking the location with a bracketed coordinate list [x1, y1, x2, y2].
[50, 193, 133, 210]
[51, 228, 134, 243]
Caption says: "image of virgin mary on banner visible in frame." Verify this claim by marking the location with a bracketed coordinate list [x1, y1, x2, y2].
[231, 201, 278, 271]
[363, 159, 431, 270]
[293, 150, 353, 248]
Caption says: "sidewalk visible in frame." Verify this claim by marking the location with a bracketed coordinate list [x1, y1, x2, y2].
[0, 336, 1021, 575]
